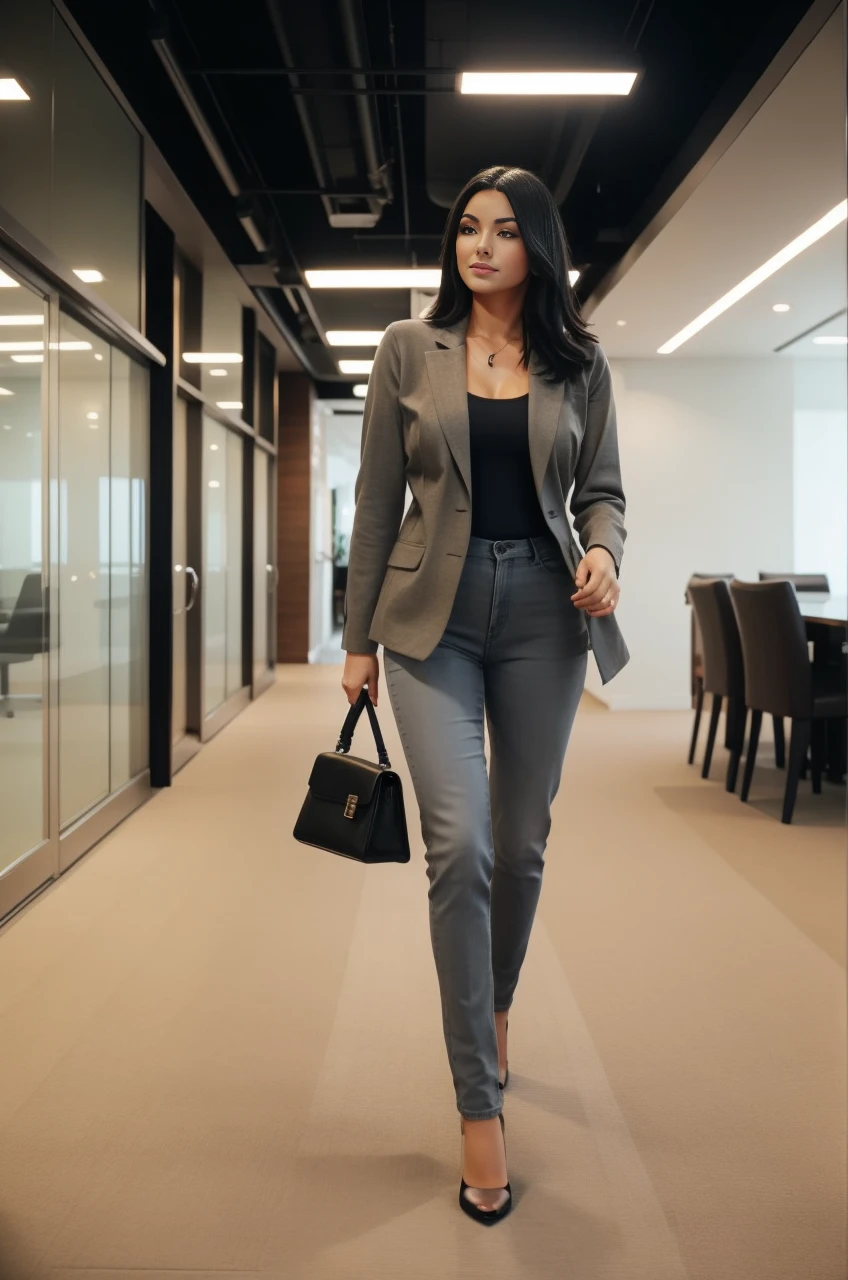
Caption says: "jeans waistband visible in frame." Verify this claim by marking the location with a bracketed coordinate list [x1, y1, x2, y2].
[464, 532, 561, 562]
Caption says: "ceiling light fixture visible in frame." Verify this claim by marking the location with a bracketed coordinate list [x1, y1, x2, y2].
[0, 78, 30, 101]
[352, 384, 368, 398]
[0, 387, 13, 395]
[306, 269, 441, 289]
[0, 269, 20, 287]
[10, 354, 43, 363]
[0, 314, 43, 325]
[208, 480, 221, 488]
[459, 71, 638, 95]
[182, 352, 243, 363]
[772, 303, 791, 312]
[812, 335, 848, 344]
[86, 412, 99, 420]
[2, 423, 11, 431]
[49, 342, 93, 351]
[326, 330, 385, 346]
[209, 368, 228, 376]
[216, 401, 243, 410]
[658, 200, 848, 354]
[0, 341, 42, 352]
[72, 268, 104, 283]
[338, 359, 374, 375]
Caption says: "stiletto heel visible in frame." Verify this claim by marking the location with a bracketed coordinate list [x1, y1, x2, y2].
[458, 1113, 512, 1225]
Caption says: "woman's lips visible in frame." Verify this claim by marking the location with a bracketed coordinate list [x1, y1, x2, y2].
[469, 263, 497, 274]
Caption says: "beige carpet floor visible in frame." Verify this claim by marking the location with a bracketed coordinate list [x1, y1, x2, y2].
[0, 664, 844, 1280]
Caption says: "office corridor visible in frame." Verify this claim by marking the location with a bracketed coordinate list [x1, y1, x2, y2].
[0, 667, 844, 1280]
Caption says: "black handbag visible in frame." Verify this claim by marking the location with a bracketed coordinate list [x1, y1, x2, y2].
[293, 687, 411, 864]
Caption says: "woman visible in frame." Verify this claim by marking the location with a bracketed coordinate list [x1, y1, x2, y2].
[340, 165, 629, 1225]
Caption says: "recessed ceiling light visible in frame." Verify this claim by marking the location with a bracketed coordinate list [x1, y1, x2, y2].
[338, 359, 374, 374]
[813, 335, 848, 344]
[0, 78, 30, 101]
[772, 303, 791, 312]
[0, 314, 43, 325]
[616, 320, 627, 326]
[11, 354, 43, 363]
[208, 480, 220, 488]
[0, 269, 20, 288]
[459, 71, 638, 96]
[0, 341, 42, 352]
[49, 341, 92, 351]
[0, 387, 13, 395]
[215, 400, 243, 410]
[352, 384, 368, 398]
[209, 368, 228, 376]
[70, 575, 78, 583]
[2, 423, 11, 431]
[306, 269, 442, 289]
[326, 330, 385, 346]
[94, 353, 103, 361]
[209, 443, 219, 451]
[86, 412, 98, 420]
[182, 351, 243, 363]
[658, 199, 847, 354]
[72, 268, 104, 283]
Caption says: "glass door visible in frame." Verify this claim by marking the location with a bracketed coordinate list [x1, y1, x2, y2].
[253, 447, 276, 693]
[0, 266, 54, 920]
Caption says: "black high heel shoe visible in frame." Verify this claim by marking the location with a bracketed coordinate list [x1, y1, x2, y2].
[458, 1112, 512, 1226]
[498, 1015, 509, 1091]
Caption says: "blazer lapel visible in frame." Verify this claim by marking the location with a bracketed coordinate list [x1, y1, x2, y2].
[528, 358, 566, 500]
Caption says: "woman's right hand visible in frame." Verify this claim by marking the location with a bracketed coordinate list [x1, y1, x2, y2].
[342, 652, 380, 707]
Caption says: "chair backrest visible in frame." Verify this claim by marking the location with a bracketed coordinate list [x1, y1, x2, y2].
[729, 580, 811, 718]
[686, 578, 744, 697]
[4, 573, 46, 646]
[758, 571, 830, 593]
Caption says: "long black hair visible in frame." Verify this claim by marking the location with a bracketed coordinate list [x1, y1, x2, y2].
[424, 165, 597, 384]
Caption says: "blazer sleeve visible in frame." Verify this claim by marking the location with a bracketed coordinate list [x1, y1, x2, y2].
[569, 343, 627, 579]
[341, 324, 407, 654]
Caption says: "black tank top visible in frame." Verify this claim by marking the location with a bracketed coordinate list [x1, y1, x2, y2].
[467, 392, 549, 540]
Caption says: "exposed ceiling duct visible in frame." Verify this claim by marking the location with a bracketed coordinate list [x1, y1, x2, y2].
[264, 0, 392, 229]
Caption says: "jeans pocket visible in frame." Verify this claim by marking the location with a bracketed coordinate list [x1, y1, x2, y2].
[537, 552, 569, 577]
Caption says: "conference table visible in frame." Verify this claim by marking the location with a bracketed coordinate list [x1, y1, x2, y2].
[797, 593, 848, 630]
[797, 593, 847, 783]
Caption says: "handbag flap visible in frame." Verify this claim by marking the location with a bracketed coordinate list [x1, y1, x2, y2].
[308, 751, 383, 806]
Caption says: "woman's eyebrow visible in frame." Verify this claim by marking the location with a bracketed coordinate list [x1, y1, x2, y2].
[460, 213, 517, 224]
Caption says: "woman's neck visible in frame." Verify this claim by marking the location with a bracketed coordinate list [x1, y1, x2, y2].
[467, 291, 525, 343]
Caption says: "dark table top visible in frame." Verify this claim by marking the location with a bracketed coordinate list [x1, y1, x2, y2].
[797, 594, 847, 626]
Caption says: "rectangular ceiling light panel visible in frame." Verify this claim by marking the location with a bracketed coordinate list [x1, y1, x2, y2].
[0, 78, 30, 101]
[182, 352, 244, 363]
[338, 359, 374, 374]
[326, 330, 386, 346]
[459, 71, 638, 95]
[658, 200, 848, 354]
[306, 269, 441, 289]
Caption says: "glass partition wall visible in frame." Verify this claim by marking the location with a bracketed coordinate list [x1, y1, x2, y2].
[0, 258, 151, 920]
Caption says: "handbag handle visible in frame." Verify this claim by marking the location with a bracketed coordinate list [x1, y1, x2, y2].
[336, 687, 391, 769]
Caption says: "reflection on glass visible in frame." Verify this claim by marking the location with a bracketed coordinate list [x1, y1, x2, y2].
[58, 315, 110, 826]
[0, 271, 47, 873]
[203, 415, 243, 716]
[110, 351, 148, 788]
[199, 266, 243, 404]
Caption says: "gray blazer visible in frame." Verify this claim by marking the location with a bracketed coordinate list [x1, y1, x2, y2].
[341, 314, 630, 685]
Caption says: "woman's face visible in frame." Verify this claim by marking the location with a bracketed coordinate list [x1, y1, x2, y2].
[455, 187, 530, 296]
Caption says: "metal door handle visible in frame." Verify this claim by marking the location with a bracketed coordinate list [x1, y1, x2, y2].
[185, 566, 199, 612]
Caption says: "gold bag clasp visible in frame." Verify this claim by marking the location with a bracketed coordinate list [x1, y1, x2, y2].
[344, 794, 358, 819]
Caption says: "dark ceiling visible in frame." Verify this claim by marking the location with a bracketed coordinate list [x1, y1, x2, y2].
[64, 0, 822, 391]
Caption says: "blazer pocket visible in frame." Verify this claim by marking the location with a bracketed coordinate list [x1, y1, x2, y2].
[386, 540, 425, 570]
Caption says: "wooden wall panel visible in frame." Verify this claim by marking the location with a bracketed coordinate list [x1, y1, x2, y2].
[276, 372, 312, 662]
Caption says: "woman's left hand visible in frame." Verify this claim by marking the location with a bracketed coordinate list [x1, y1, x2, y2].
[571, 547, 620, 617]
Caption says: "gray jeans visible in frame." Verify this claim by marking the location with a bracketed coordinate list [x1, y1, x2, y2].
[383, 533, 589, 1119]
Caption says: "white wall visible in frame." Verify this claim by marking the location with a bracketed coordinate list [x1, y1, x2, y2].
[586, 357, 796, 711]
[792, 358, 847, 596]
[308, 401, 333, 655]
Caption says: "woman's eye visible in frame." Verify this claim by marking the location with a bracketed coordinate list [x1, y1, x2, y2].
[459, 224, 475, 234]
[498, 229, 517, 238]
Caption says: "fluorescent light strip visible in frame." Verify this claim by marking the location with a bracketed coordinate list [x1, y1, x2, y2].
[72, 268, 104, 283]
[658, 200, 848, 354]
[215, 401, 243, 410]
[182, 352, 243, 363]
[326, 330, 385, 346]
[813, 335, 848, 344]
[352, 384, 368, 397]
[0, 386, 14, 395]
[306, 269, 441, 289]
[0, 270, 20, 288]
[0, 340, 91, 352]
[11, 354, 43, 363]
[209, 368, 228, 376]
[0, 314, 42, 325]
[0, 78, 29, 101]
[460, 71, 638, 95]
[339, 359, 374, 374]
